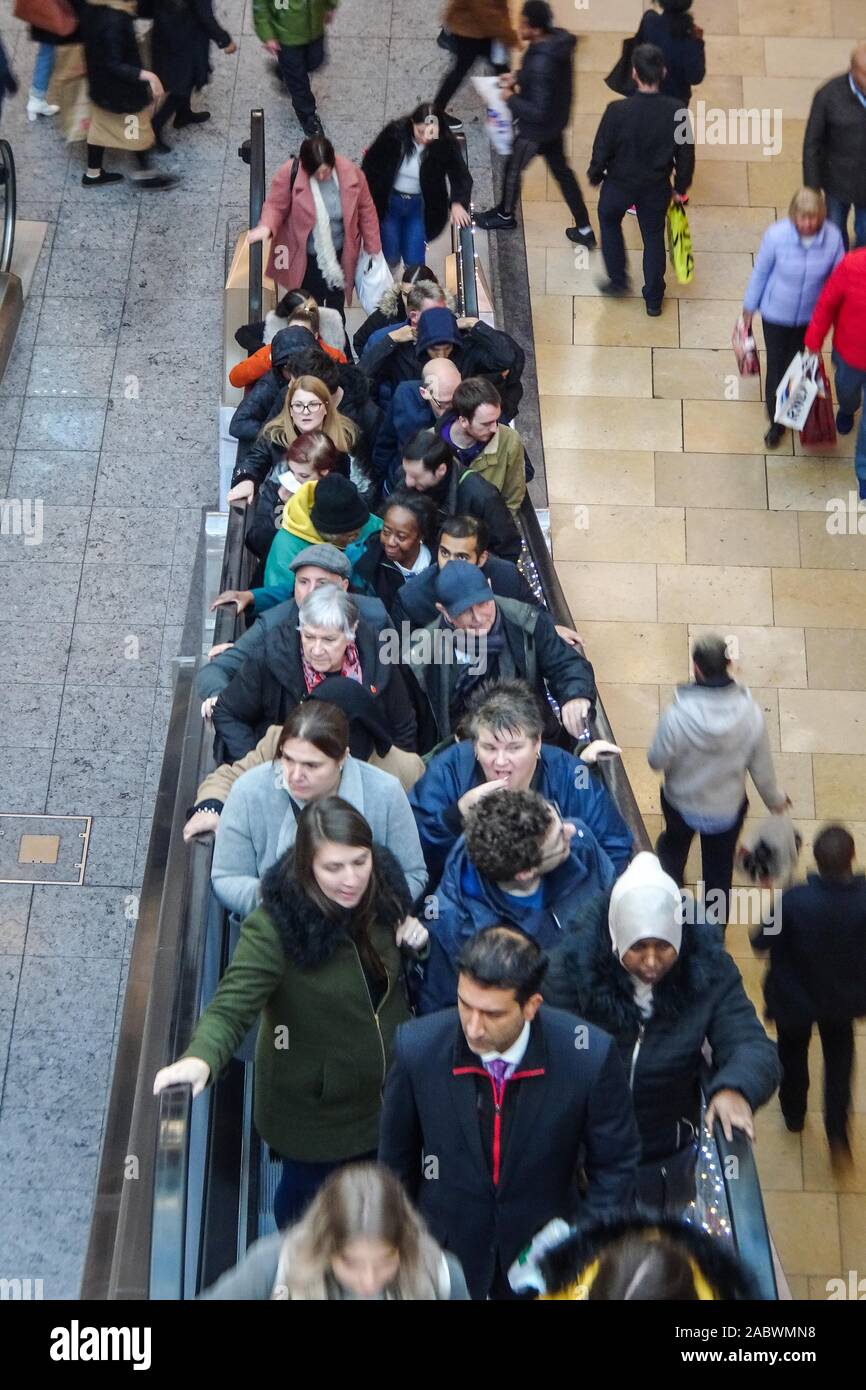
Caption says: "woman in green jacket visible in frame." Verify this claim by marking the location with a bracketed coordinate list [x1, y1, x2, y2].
[154, 796, 428, 1227]
[254, 0, 338, 137]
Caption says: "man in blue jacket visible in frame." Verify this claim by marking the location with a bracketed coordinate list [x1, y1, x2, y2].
[418, 788, 617, 1013]
[372, 359, 461, 492]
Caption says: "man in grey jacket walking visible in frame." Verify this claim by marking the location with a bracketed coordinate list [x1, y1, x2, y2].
[647, 634, 789, 928]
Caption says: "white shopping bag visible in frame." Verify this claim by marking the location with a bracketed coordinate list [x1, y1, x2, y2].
[774, 352, 818, 429]
[472, 75, 514, 156]
[354, 251, 394, 315]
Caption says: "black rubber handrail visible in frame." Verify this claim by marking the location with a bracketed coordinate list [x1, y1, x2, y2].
[711, 1124, 778, 1299]
[247, 110, 265, 325]
[0, 140, 16, 275]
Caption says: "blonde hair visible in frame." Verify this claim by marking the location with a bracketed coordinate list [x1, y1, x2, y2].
[272, 1163, 448, 1301]
[788, 186, 826, 225]
[264, 374, 358, 456]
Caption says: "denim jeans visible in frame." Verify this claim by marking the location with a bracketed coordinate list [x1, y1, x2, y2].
[832, 349, 866, 491]
[825, 195, 866, 252]
[31, 42, 56, 98]
[273, 1150, 376, 1229]
[380, 191, 426, 269]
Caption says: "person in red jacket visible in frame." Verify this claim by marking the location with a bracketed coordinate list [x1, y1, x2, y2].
[804, 247, 866, 499]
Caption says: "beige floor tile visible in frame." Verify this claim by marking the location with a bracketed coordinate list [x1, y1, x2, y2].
[742, 75, 826, 121]
[793, 425, 856, 459]
[597, 683, 661, 746]
[764, 751, 815, 817]
[683, 204, 776, 254]
[551, 503, 685, 563]
[620, 748, 663, 815]
[563, 0, 643, 31]
[839, 1195, 866, 1272]
[557, 561, 659, 622]
[779, 689, 866, 755]
[521, 158, 551, 202]
[683, 400, 785, 455]
[544, 449, 656, 506]
[686, 507, 800, 567]
[803, 1115, 866, 1195]
[762, 1192, 840, 1275]
[540, 394, 683, 453]
[739, 0, 833, 37]
[787, 1275, 811, 1298]
[545, 246, 753, 300]
[679, 299, 766, 350]
[573, 295, 680, 347]
[805, 629, 866, 691]
[689, 160, 751, 207]
[704, 35, 767, 76]
[575, 621, 689, 684]
[526, 248, 547, 293]
[752, 687, 782, 750]
[693, 0, 740, 35]
[536, 343, 654, 398]
[692, 74, 746, 111]
[773, 569, 866, 628]
[764, 36, 855, 78]
[753, 1106, 805, 1192]
[655, 452, 768, 509]
[653, 348, 763, 402]
[812, 754, 866, 819]
[573, 71, 620, 114]
[798, 511, 866, 571]
[747, 161, 802, 210]
[529, 293, 574, 345]
[523, 201, 594, 249]
[658, 563, 774, 625]
[832, 0, 866, 36]
[766, 457, 855, 511]
[574, 32, 624, 72]
[689, 624, 807, 688]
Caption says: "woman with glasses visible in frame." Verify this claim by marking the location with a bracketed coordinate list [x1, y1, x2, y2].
[248, 134, 382, 317]
[210, 700, 426, 920]
[154, 797, 428, 1227]
[409, 679, 632, 887]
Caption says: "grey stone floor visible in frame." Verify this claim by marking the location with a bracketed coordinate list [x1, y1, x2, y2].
[0, 0, 496, 1298]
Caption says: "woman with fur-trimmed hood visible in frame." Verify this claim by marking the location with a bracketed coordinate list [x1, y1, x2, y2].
[544, 852, 780, 1213]
[537, 1214, 760, 1301]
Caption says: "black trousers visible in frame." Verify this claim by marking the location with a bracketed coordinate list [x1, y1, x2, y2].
[301, 250, 346, 318]
[777, 1018, 855, 1141]
[277, 35, 325, 125]
[598, 177, 670, 309]
[501, 132, 590, 224]
[152, 92, 192, 136]
[761, 318, 808, 425]
[434, 36, 507, 110]
[636, 1141, 698, 1216]
[656, 788, 748, 928]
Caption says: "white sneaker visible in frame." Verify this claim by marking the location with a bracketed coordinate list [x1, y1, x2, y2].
[27, 95, 60, 121]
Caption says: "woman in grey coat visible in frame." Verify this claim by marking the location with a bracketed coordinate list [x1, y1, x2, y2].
[211, 700, 427, 919]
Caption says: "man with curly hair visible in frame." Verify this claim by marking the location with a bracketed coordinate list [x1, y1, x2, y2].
[417, 788, 616, 1013]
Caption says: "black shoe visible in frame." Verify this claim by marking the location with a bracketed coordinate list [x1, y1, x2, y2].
[133, 173, 180, 191]
[646, 303, 663, 317]
[566, 226, 597, 249]
[829, 1135, 853, 1170]
[764, 423, 786, 449]
[81, 170, 124, 187]
[782, 1110, 805, 1133]
[441, 112, 463, 133]
[597, 277, 630, 297]
[174, 109, 210, 128]
[302, 116, 325, 138]
[475, 208, 517, 230]
[153, 133, 172, 153]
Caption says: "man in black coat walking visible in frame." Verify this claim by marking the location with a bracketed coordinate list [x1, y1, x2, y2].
[588, 42, 694, 316]
[752, 824, 866, 1164]
[149, 0, 236, 150]
[476, 1, 595, 247]
[803, 44, 866, 252]
[378, 925, 640, 1300]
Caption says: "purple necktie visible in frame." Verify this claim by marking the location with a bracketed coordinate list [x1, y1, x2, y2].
[485, 1057, 510, 1098]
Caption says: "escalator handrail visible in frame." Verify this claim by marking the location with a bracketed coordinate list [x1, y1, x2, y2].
[710, 1123, 778, 1299]
[0, 139, 16, 275]
[247, 109, 265, 326]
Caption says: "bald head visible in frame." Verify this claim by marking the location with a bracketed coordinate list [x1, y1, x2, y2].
[421, 358, 462, 417]
[852, 43, 866, 94]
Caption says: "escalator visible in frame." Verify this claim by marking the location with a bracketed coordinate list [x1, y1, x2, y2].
[80, 111, 780, 1303]
[0, 139, 23, 385]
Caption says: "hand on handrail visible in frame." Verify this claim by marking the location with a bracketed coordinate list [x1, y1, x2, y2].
[154, 1058, 211, 1099]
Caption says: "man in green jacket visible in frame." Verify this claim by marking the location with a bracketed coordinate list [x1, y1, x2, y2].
[254, 0, 338, 136]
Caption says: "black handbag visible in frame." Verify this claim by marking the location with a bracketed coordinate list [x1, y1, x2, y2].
[604, 36, 636, 95]
[436, 26, 459, 53]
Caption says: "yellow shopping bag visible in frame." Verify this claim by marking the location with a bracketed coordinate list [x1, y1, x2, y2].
[666, 201, 694, 285]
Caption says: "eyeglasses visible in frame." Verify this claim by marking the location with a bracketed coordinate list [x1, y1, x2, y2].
[291, 400, 325, 416]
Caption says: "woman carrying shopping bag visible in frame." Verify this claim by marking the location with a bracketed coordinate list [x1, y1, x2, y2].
[741, 187, 843, 449]
[362, 103, 471, 272]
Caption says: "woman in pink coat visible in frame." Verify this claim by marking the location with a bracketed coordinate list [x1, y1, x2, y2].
[249, 134, 382, 320]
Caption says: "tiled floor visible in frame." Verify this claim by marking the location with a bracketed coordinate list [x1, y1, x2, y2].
[0, 0, 496, 1298]
[527, 0, 866, 1298]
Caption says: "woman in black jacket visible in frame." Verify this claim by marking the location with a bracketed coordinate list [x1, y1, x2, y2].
[634, 0, 705, 106]
[544, 852, 780, 1214]
[80, 0, 175, 189]
[149, 0, 236, 150]
[362, 104, 472, 270]
[352, 490, 438, 618]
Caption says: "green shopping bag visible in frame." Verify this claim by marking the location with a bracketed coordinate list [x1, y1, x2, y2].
[666, 201, 695, 284]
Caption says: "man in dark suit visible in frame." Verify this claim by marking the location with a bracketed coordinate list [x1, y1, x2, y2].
[378, 925, 640, 1300]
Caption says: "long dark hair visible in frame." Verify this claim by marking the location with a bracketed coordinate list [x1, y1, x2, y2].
[381, 488, 439, 548]
[657, 0, 696, 38]
[291, 798, 405, 981]
[398, 102, 441, 159]
[275, 701, 350, 766]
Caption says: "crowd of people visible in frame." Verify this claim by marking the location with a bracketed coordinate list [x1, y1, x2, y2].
[11, 0, 862, 1302]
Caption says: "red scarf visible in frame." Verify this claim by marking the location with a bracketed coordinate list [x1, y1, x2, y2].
[302, 641, 363, 692]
